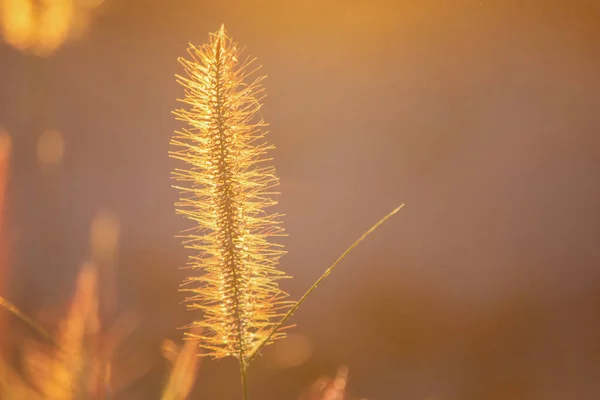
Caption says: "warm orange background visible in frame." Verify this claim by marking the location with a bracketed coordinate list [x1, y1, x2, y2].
[1, 1, 600, 399]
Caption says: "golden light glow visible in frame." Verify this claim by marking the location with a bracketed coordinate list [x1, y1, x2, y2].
[171, 25, 291, 361]
[0, 0, 102, 56]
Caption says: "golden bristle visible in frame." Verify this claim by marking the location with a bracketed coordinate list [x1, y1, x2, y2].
[170, 25, 291, 362]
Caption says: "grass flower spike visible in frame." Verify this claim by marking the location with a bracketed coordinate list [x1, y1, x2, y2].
[171, 25, 404, 400]
[170, 25, 290, 363]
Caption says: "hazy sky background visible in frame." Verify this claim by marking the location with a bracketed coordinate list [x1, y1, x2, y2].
[1, 0, 600, 399]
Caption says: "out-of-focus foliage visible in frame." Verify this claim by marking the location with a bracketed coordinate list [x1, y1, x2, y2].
[298, 366, 365, 400]
[22, 263, 101, 398]
[0, 264, 101, 399]
[0, 263, 200, 399]
[160, 331, 202, 400]
[0, 131, 10, 345]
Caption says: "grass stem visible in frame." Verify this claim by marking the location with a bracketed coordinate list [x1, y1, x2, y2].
[239, 359, 248, 400]
[247, 204, 405, 363]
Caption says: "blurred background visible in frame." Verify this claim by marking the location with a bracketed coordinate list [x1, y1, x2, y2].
[1, 0, 600, 399]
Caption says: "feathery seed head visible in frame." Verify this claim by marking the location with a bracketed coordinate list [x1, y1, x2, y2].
[171, 26, 291, 361]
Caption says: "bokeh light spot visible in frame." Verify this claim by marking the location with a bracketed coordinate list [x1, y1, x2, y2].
[36, 129, 65, 167]
[90, 209, 120, 260]
[274, 333, 313, 368]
